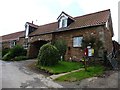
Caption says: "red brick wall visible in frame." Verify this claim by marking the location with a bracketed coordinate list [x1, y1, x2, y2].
[27, 34, 52, 58]
[16, 25, 113, 60]
[29, 34, 52, 43]
[2, 41, 10, 49]
[18, 37, 25, 46]
[54, 26, 100, 61]
[103, 26, 113, 54]
[53, 25, 113, 61]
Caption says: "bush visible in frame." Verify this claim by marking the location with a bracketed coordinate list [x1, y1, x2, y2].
[37, 43, 60, 66]
[2, 48, 10, 57]
[82, 35, 103, 57]
[2, 52, 13, 61]
[2, 45, 27, 61]
[53, 39, 67, 60]
[14, 56, 28, 61]
[10, 45, 27, 58]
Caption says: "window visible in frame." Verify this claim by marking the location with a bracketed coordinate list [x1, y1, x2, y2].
[10, 40, 16, 48]
[62, 19, 67, 27]
[23, 42, 28, 49]
[73, 37, 83, 47]
[59, 17, 67, 28]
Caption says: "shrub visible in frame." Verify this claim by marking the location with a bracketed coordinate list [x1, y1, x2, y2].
[37, 43, 60, 66]
[53, 39, 67, 60]
[14, 56, 28, 61]
[2, 52, 13, 61]
[10, 45, 27, 57]
[2, 45, 27, 61]
[2, 48, 10, 57]
[82, 36, 103, 57]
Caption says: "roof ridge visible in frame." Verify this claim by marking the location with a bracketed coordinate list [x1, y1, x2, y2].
[26, 22, 39, 26]
[37, 9, 110, 27]
[74, 9, 110, 19]
[57, 11, 75, 20]
[30, 9, 111, 36]
[38, 21, 57, 27]
[2, 30, 24, 37]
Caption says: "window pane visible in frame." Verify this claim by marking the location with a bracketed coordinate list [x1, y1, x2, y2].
[62, 19, 65, 27]
[73, 37, 83, 47]
[59, 17, 67, 28]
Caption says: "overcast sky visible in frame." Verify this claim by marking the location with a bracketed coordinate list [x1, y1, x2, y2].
[0, 0, 119, 41]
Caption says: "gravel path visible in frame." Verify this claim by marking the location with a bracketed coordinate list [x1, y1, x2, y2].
[2, 59, 119, 89]
[1, 60, 63, 88]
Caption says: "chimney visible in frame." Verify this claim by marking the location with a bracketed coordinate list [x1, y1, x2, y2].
[32, 21, 33, 24]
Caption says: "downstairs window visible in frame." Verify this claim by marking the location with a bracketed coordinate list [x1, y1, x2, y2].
[73, 36, 83, 47]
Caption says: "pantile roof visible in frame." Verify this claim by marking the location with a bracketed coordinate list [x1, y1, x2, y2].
[29, 9, 111, 36]
[1, 31, 24, 42]
[26, 22, 39, 29]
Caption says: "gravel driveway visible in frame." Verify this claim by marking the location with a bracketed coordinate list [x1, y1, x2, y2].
[1, 60, 63, 88]
[1, 59, 119, 89]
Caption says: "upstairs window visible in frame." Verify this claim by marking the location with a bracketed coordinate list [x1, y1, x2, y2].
[73, 36, 83, 47]
[59, 16, 67, 28]
[57, 12, 74, 29]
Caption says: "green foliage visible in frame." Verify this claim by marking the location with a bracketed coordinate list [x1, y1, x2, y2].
[82, 35, 103, 57]
[37, 61, 83, 74]
[10, 45, 27, 58]
[14, 56, 28, 61]
[37, 43, 60, 66]
[2, 48, 10, 57]
[53, 39, 67, 60]
[82, 36, 96, 49]
[2, 45, 27, 61]
[55, 65, 105, 82]
[2, 52, 13, 61]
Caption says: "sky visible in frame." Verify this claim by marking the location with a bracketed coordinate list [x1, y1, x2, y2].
[0, 0, 119, 42]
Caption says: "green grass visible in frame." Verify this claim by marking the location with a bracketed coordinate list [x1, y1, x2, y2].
[37, 61, 84, 74]
[55, 65, 105, 82]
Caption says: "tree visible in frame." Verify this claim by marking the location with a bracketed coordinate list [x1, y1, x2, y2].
[82, 35, 103, 57]
[53, 39, 67, 60]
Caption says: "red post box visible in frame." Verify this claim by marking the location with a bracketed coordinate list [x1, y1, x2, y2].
[84, 48, 88, 56]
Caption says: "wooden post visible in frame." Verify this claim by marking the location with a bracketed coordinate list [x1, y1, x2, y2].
[84, 56, 87, 71]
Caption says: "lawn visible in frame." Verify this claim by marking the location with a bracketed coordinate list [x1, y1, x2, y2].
[37, 61, 84, 74]
[55, 65, 105, 82]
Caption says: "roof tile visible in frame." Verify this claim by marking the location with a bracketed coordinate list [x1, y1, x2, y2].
[2, 31, 25, 42]
[29, 9, 110, 36]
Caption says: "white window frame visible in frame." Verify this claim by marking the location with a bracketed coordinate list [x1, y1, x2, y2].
[59, 16, 68, 28]
[73, 36, 83, 47]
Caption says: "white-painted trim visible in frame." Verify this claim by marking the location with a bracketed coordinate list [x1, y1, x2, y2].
[59, 16, 68, 28]
[57, 13, 68, 20]
[25, 23, 29, 38]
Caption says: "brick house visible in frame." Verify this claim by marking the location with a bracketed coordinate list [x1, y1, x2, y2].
[1, 31, 24, 49]
[1, 9, 114, 61]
